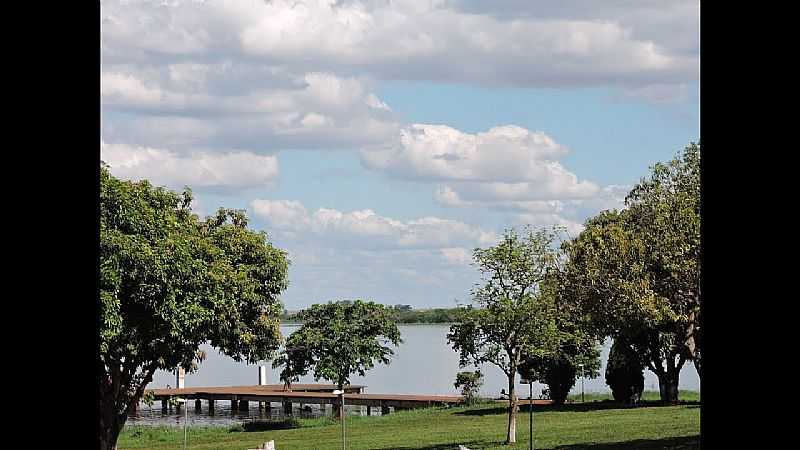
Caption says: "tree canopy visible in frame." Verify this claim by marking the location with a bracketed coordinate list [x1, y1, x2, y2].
[559, 142, 701, 402]
[273, 300, 402, 397]
[517, 278, 602, 405]
[99, 165, 289, 450]
[448, 226, 563, 444]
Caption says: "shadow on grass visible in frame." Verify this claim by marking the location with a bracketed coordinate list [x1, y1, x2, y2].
[380, 436, 698, 450]
[384, 440, 495, 450]
[456, 401, 701, 416]
[552, 435, 700, 449]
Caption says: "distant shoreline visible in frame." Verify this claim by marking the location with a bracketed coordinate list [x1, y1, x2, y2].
[281, 321, 456, 326]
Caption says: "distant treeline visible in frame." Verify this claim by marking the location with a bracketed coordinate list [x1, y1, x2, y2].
[281, 304, 461, 324]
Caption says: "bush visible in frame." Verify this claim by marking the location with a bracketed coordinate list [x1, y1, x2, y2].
[454, 371, 483, 406]
[605, 339, 645, 404]
[231, 418, 302, 432]
[542, 360, 577, 405]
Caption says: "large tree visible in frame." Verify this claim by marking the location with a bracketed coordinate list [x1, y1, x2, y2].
[99, 166, 289, 450]
[560, 142, 701, 403]
[273, 300, 402, 419]
[448, 227, 562, 444]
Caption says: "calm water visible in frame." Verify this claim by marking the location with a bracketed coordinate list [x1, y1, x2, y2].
[130, 324, 699, 426]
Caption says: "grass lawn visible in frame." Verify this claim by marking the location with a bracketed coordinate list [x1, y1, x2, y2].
[119, 392, 700, 450]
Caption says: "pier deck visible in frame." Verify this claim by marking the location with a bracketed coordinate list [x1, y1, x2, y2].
[147, 384, 465, 413]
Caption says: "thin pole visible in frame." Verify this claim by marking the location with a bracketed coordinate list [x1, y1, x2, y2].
[581, 365, 585, 403]
[341, 393, 346, 450]
[529, 382, 533, 450]
[183, 398, 188, 450]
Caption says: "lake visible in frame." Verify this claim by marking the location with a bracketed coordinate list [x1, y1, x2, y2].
[130, 324, 699, 426]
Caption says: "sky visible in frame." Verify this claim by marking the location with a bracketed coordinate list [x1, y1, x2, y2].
[100, 0, 699, 309]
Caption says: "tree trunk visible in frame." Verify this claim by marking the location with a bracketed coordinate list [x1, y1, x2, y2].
[98, 395, 126, 450]
[657, 372, 680, 404]
[506, 373, 518, 444]
[654, 355, 682, 404]
[333, 382, 344, 421]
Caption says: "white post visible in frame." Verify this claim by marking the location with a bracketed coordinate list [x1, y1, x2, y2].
[259, 366, 268, 385]
[176, 367, 185, 389]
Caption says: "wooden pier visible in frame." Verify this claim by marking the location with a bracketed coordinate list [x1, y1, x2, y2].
[147, 384, 465, 416]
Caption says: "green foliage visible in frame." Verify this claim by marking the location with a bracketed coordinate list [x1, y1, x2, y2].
[518, 341, 601, 405]
[99, 165, 289, 448]
[390, 307, 460, 323]
[448, 226, 564, 444]
[283, 305, 462, 324]
[559, 142, 701, 402]
[605, 338, 645, 404]
[273, 300, 402, 388]
[517, 275, 603, 405]
[454, 370, 484, 405]
[236, 418, 302, 432]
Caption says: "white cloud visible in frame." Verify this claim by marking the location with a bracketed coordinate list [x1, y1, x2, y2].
[102, 0, 696, 89]
[101, 68, 399, 152]
[362, 124, 599, 201]
[101, 141, 279, 190]
[250, 199, 498, 251]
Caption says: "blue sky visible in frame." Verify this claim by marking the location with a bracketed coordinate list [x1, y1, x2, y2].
[100, 0, 699, 309]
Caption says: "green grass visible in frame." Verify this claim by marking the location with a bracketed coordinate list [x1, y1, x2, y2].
[119, 394, 700, 449]
[566, 390, 700, 403]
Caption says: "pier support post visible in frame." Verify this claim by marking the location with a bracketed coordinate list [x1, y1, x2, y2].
[162, 399, 169, 414]
[381, 403, 390, 415]
[366, 405, 371, 416]
[208, 399, 215, 415]
[239, 400, 249, 412]
[231, 396, 239, 412]
[176, 367, 185, 389]
[195, 399, 202, 413]
[283, 400, 293, 416]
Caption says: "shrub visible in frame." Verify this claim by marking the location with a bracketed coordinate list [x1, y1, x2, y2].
[232, 418, 302, 432]
[454, 370, 483, 406]
[605, 339, 645, 404]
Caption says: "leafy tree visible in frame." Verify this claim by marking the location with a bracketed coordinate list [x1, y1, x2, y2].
[99, 166, 289, 450]
[448, 227, 562, 444]
[605, 338, 645, 404]
[560, 142, 701, 403]
[516, 276, 602, 405]
[518, 339, 601, 405]
[273, 300, 402, 419]
[454, 371, 484, 406]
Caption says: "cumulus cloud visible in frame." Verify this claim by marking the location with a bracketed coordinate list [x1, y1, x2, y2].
[101, 141, 279, 190]
[101, 67, 399, 152]
[362, 124, 599, 201]
[102, 0, 696, 89]
[250, 199, 499, 251]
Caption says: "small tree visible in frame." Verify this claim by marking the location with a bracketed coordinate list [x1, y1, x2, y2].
[454, 371, 484, 405]
[273, 300, 402, 419]
[605, 338, 645, 404]
[448, 227, 562, 444]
